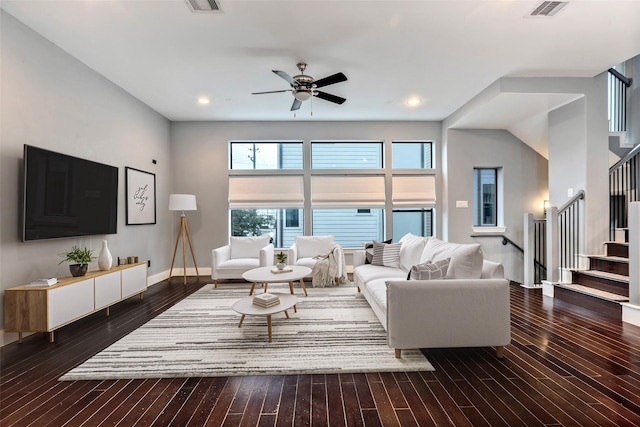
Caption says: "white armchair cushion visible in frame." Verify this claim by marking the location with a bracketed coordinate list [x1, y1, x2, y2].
[230, 235, 270, 259]
[421, 238, 483, 279]
[294, 235, 334, 259]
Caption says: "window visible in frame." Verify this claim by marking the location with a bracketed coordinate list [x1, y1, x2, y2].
[285, 209, 300, 228]
[474, 168, 497, 227]
[228, 139, 439, 247]
[312, 208, 384, 247]
[392, 141, 433, 169]
[311, 141, 383, 169]
[392, 209, 433, 238]
[231, 208, 303, 248]
[230, 142, 303, 169]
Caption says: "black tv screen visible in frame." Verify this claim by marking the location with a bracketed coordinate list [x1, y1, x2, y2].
[22, 145, 118, 241]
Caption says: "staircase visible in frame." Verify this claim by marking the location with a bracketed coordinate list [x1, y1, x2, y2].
[553, 241, 629, 318]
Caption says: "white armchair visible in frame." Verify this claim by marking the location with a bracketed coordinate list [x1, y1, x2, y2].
[211, 236, 274, 287]
[287, 235, 344, 284]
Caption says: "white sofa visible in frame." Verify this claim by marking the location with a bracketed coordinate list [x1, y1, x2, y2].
[353, 234, 511, 358]
[287, 235, 345, 284]
[211, 236, 274, 286]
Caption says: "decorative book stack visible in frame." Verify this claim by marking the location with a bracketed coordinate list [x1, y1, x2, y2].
[253, 293, 280, 308]
[27, 277, 58, 287]
[271, 266, 293, 274]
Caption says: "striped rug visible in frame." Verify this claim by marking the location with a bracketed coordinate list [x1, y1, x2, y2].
[59, 284, 433, 380]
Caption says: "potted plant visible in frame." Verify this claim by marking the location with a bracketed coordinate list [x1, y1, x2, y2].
[59, 245, 95, 277]
[275, 252, 287, 270]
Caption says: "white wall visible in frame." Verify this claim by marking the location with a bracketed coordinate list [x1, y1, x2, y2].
[548, 74, 609, 254]
[170, 121, 442, 268]
[443, 129, 548, 282]
[0, 11, 173, 344]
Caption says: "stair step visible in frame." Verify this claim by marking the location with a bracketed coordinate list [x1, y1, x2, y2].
[589, 255, 629, 276]
[553, 284, 625, 319]
[605, 241, 629, 258]
[574, 269, 628, 283]
[556, 283, 629, 302]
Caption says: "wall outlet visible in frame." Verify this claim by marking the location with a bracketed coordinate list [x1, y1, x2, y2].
[568, 188, 574, 197]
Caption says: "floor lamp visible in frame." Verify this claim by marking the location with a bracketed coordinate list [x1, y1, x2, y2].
[169, 194, 199, 285]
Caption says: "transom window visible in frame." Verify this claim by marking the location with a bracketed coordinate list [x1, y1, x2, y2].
[392, 141, 433, 169]
[230, 141, 303, 170]
[311, 141, 383, 169]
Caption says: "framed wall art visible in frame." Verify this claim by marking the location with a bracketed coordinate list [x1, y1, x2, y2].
[125, 167, 156, 225]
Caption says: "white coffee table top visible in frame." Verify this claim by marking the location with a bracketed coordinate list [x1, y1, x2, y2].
[242, 265, 312, 284]
[232, 293, 298, 316]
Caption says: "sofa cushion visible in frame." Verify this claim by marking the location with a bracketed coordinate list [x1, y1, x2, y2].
[421, 238, 483, 279]
[354, 264, 408, 287]
[398, 233, 429, 272]
[364, 238, 392, 264]
[230, 236, 270, 259]
[408, 258, 450, 280]
[371, 241, 401, 268]
[295, 235, 334, 258]
[366, 279, 389, 312]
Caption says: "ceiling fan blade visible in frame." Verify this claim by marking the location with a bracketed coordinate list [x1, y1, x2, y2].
[290, 98, 302, 111]
[252, 89, 291, 95]
[314, 91, 346, 105]
[273, 70, 298, 86]
[312, 72, 347, 89]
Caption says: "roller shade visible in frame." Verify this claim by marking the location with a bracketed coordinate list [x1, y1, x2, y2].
[229, 176, 304, 207]
[392, 175, 436, 207]
[311, 175, 385, 207]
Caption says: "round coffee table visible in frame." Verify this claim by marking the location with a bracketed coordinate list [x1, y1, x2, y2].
[232, 293, 297, 342]
[242, 265, 311, 298]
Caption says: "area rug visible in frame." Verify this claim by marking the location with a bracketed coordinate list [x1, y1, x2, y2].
[59, 283, 433, 380]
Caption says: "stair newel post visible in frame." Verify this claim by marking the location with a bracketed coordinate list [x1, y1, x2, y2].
[524, 213, 535, 288]
[628, 202, 640, 306]
[546, 206, 560, 284]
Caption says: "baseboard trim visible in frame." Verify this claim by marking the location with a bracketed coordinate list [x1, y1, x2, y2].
[622, 303, 640, 327]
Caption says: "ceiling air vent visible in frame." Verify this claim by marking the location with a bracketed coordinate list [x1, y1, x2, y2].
[185, 0, 222, 13]
[530, 1, 568, 17]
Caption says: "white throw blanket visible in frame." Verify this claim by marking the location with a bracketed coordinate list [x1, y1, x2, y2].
[312, 244, 349, 287]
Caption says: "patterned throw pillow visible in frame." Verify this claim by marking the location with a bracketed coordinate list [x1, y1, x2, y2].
[407, 258, 450, 280]
[364, 239, 392, 264]
[371, 241, 402, 268]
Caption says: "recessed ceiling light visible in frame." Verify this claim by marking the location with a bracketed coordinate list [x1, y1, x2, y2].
[406, 97, 421, 106]
[197, 97, 210, 105]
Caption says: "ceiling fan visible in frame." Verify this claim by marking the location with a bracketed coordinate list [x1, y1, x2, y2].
[252, 62, 347, 111]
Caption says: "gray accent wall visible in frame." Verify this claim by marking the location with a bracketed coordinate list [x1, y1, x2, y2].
[170, 121, 443, 268]
[0, 11, 173, 344]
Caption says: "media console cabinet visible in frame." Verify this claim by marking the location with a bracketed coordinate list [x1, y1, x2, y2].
[4, 261, 147, 343]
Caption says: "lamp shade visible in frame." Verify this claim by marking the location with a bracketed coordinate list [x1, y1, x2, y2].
[169, 194, 197, 211]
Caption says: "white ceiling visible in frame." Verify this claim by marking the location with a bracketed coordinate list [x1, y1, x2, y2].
[2, 0, 640, 127]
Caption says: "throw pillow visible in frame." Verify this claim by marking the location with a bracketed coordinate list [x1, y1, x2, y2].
[371, 240, 402, 268]
[364, 238, 392, 264]
[421, 238, 483, 279]
[407, 258, 450, 280]
[398, 233, 429, 272]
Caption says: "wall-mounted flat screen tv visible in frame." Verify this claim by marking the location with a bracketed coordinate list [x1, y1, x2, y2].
[22, 145, 118, 241]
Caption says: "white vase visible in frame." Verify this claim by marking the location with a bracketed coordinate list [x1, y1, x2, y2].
[98, 240, 113, 271]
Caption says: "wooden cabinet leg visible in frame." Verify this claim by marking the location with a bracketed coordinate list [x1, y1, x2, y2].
[395, 348, 402, 359]
[106, 307, 110, 316]
[49, 332, 54, 343]
[18, 332, 23, 343]
[140, 292, 144, 300]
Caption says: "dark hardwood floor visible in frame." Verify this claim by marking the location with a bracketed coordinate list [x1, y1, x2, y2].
[2, 277, 640, 426]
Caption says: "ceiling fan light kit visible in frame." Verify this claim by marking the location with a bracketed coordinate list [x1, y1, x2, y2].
[252, 62, 347, 111]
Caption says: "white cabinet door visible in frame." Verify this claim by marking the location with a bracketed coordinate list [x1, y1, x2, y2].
[48, 278, 94, 328]
[95, 271, 121, 309]
[122, 263, 147, 298]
